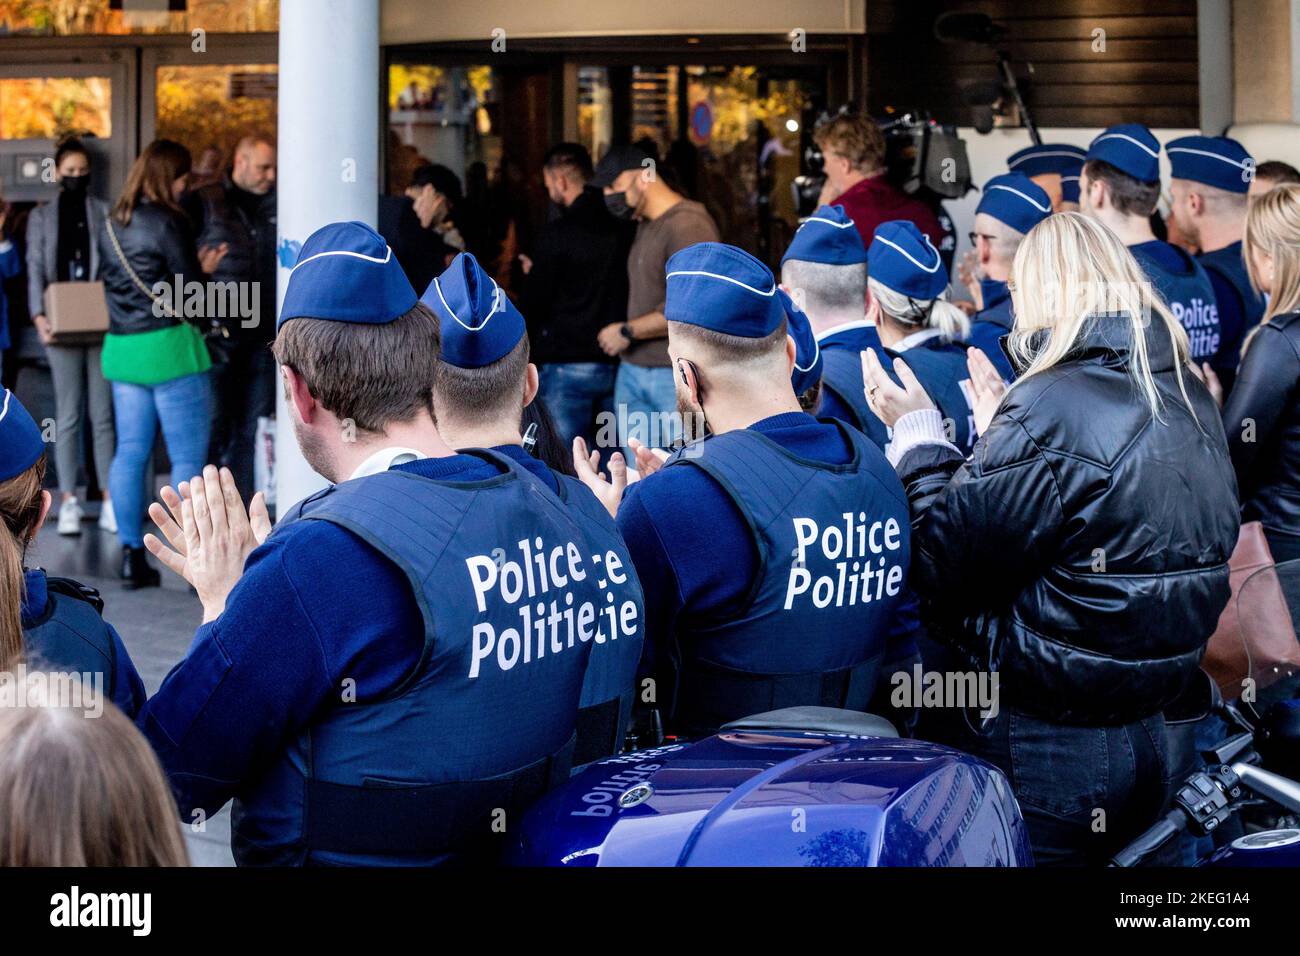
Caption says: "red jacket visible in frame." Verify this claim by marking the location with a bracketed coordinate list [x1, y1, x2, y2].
[833, 174, 946, 254]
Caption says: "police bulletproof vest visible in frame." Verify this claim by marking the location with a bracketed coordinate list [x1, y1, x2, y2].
[662, 423, 911, 736]
[968, 279, 1016, 381]
[547, 470, 645, 767]
[231, 451, 642, 866]
[1131, 242, 1221, 363]
[22, 577, 118, 701]
[821, 340, 977, 454]
[1199, 243, 1266, 369]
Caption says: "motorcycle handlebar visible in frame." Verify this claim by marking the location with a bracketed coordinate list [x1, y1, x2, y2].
[1110, 809, 1187, 868]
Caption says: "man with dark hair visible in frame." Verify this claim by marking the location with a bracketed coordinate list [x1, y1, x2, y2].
[185, 135, 278, 503]
[1168, 135, 1265, 392]
[1249, 159, 1300, 202]
[592, 143, 719, 461]
[425, 251, 644, 766]
[137, 222, 639, 866]
[1081, 123, 1221, 363]
[520, 142, 633, 446]
[405, 162, 466, 261]
[576, 242, 910, 739]
[812, 112, 946, 256]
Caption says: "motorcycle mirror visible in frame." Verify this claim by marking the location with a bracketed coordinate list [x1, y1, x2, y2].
[1165, 668, 1219, 725]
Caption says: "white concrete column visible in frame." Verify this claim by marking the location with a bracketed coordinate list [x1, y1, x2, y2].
[274, 0, 380, 511]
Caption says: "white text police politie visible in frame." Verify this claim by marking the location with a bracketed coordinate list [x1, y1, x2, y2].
[465, 536, 639, 678]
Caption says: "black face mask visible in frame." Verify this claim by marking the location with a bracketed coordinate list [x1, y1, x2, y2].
[60, 174, 89, 194]
[603, 191, 634, 220]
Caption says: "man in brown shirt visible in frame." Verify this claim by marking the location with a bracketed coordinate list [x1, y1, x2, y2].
[592, 145, 720, 460]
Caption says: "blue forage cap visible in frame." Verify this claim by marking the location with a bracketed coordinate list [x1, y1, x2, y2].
[779, 288, 822, 396]
[1007, 143, 1086, 178]
[665, 242, 786, 338]
[1166, 135, 1254, 194]
[0, 389, 45, 482]
[1061, 172, 1082, 204]
[422, 252, 526, 369]
[975, 173, 1053, 234]
[780, 204, 869, 266]
[278, 221, 417, 331]
[1087, 123, 1162, 184]
[867, 220, 949, 300]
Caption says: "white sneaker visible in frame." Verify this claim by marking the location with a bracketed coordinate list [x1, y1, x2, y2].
[57, 497, 84, 536]
[98, 498, 117, 534]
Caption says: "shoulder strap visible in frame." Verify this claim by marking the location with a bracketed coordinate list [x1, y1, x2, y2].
[43, 576, 105, 616]
[104, 217, 178, 320]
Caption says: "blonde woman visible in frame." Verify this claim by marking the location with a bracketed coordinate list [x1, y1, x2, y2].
[1221, 183, 1300, 561]
[862, 212, 1239, 866]
[0, 673, 188, 866]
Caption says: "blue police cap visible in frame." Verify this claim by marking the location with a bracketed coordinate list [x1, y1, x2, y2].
[1166, 135, 1254, 194]
[779, 289, 822, 396]
[867, 221, 949, 300]
[665, 242, 786, 338]
[278, 221, 417, 331]
[0, 390, 45, 482]
[1007, 143, 1086, 178]
[780, 204, 868, 266]
[1061, 173, 1082, 204]
[975, 174, 1053, 234]
[1087, 123, 1161, 184]
[421, 252, 526, 369]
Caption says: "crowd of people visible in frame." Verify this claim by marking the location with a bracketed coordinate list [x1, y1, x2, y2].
[0, 109, 1297, 868]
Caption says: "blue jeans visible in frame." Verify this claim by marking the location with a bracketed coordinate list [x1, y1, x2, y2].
[109, 372, 213, 548]
[923, 703, 1173, 866]
[538, 362, 616, 448]
[612, 362, 680, 463]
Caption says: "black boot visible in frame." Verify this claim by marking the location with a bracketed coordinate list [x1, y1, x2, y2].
[121, 546, 161, 590]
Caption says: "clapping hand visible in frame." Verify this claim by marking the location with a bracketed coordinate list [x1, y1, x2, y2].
[145, 465, 272, 623]
[861, 350, 936, 428]
[572, 437, 627, 518]
[966, 348, 1008, 437]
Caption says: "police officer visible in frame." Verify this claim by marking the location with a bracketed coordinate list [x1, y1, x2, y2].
[865, 221, 977, 456]
[966, 174, 1054, 380]
[138, 222, 641, 866]
[1008, 143, 1087, 212]
[1080, 123, 1222, 363]
[0, 389, 145, 716]
[423, 251, 645, 767]
[575, 242, 911, 738]
[1167, 135, 1265, 393]
[779, 205, 880, 431]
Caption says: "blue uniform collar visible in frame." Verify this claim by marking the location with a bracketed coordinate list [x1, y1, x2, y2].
[817, 320, 881, 352]
[977, 278, 1014, 330]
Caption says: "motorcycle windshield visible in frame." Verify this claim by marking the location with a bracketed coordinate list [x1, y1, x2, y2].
[1235, 557, 1300, 695]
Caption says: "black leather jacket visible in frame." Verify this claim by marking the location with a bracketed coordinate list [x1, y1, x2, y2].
[186, 178, 277, 343]
[897, 314, 1240, 725]
[98, 200, 203, 336]
[1223, 311, 1300, 546]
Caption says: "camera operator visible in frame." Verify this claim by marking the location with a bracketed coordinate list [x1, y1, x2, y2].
[812, 113, 945, 256]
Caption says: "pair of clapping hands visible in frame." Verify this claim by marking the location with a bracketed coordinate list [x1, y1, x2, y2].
[572, 437, 667, 518]
[862, 347, 1007, 437]
[143, 465, 272, 624]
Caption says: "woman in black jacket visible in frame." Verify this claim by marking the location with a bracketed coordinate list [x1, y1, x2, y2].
[98, 140, 226, 588]
[1221, 183, 1300, 561]
[862, 212, 1240, 865]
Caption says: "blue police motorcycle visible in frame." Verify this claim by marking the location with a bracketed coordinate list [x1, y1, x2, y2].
[510, 564, 1300, 868]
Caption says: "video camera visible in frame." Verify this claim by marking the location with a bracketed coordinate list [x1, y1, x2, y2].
[791, 108, 972, 220]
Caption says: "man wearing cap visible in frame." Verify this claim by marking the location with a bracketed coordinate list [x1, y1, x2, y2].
[1167, 135, 1265, 392]
[1007, 143, 1087, 213]
[423, 251, 645, 768]
[591, 144, 720, 461]
[576, 241, 910, 739]
[1081, 123, 1222, 364]
[966, 174, 1054, 380]
[138, 221, 637, 866]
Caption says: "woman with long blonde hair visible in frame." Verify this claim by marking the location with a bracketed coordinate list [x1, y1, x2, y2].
[862, 211, 1240, 865]
[1221, 182, 1300, 560]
